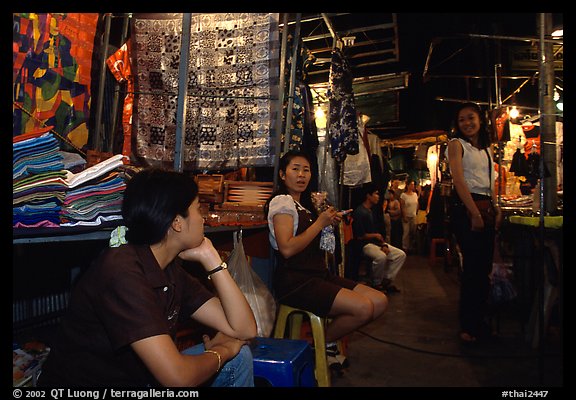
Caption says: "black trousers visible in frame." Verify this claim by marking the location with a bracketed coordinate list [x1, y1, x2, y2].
[450, 196, 496, 337]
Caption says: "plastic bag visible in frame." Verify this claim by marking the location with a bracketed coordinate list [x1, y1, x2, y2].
[227, 231, 276, 337]
[489, 264, 517, 306]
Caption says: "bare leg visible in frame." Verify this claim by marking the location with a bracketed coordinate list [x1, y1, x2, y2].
[325, 284, 388, 343]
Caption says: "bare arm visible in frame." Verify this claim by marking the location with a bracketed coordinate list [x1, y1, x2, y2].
[131, 332, 246, 387]
[388, 200, 401, 218]
[273, 208, 338, 259]
[178, 237, 257, 340]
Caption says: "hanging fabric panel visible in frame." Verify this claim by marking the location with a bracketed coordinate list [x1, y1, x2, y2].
[131, 13, 280, 170]
[12, 13, 99, 149]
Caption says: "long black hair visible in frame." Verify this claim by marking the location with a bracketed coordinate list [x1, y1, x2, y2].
[122, 168, 199, 245]
[451, 102, 493, 149]
[264, 150, 317, 218]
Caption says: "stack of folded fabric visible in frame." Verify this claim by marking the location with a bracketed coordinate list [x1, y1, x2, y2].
[60, 154, 127, 227]
[13, 130, 64, 180]
[13, 127, 128, 229]
[13, 128, 66, 228]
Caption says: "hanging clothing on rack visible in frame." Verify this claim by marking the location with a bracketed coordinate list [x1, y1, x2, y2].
[280, 36, 320, 190]
[342, 113, 371, 186]
[327, 46, 359, 163]
[106, 39, 134, 159]
[367, 130, 386, 191]
[509, 148, 528, 177]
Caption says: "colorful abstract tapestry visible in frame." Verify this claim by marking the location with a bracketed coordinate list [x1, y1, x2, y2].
[131, 13, 280, 170]
[13, 13, 99, 149]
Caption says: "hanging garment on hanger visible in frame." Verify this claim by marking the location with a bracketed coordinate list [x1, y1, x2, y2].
[427, 143, 440, 191]
[412, 143, 429, 170]
[341, 115, 371, 186]
[509, 148, 528, 177]
[317, 135, 339, 207]
[327, 47, 359, 163]
[106, 39, 134, 158]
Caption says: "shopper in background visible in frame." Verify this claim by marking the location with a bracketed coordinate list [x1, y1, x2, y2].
[353, 183, 406, 294]
[445, 102, 502, 344]
[265, 150, 388, 366]
[385, 188, 403, 249]
[38, 168, 257, 387]
[382, 179, 401, 243]
[400, 178, 419, 253]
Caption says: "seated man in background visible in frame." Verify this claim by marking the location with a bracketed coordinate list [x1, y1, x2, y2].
[352, 183, 406, 294]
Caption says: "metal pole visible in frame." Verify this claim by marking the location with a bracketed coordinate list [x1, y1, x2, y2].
[174, 13, 192, 172]
[273, 13, 289, 190]
[108, 13, 131, 153]
[494, 64, 502, 107]
[282, 13, 301, 156]
[540, 15, 558, 215]
[493, 63, 503, 207]
[536, 12, 558, 384]
[93, 13, 112, 152]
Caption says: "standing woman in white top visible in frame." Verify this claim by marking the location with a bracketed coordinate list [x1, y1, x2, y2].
[400, 179, 419, 253]
[445, 102, 503, 344]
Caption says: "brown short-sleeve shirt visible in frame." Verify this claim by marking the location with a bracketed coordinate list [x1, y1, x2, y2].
[38, 244, 214, 387]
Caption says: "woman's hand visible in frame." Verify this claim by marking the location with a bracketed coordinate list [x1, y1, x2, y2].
[495, 207, 503, 231]
[318, 206, 340, 228]
[470, 213, 485, 231]
[203, 332, 248, 362]
[334, 209, 352, 225]
[178, 237, 221, 271]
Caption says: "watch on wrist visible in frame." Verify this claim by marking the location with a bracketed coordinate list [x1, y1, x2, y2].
[207, 262, 228, 280]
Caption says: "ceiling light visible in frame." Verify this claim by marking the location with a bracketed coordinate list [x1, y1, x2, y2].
[342, 36, 356, 47]
[509, 106, 519, 119]
[551, 29, 563, 38]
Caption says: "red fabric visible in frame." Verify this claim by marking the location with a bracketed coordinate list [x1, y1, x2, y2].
[13, 126, 54, 143]
[106, 39, 134, 158]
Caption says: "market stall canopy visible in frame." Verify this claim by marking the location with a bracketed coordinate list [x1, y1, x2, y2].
[378, 130, 447, 148]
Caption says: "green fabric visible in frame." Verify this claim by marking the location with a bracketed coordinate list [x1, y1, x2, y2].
[509, 215, 563, 229]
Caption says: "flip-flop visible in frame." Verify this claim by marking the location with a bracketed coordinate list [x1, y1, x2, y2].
[459, 332, 477, 344]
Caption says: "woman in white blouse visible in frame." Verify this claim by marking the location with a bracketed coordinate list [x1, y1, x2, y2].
[264, 150, 387, 354]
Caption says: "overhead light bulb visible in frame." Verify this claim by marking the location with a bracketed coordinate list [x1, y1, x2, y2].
[551, 29, 563, 38]
[315, 107, 325, 119]
[557, 102, 563, 112]
[509, 106, 519, 119]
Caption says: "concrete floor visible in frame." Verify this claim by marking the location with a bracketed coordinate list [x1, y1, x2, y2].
[329, 254, 563, 388]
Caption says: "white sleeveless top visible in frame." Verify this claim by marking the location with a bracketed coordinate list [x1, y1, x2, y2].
[445, 138, 493, 196]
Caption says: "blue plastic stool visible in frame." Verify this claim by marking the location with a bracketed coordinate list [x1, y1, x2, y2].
[251, 337, 316, 387]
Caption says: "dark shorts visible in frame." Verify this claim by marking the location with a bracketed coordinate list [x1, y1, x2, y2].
[275, 271, 358, 317]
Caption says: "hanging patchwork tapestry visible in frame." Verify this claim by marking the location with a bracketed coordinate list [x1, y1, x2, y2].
[131, 13, 280, 170]
[13, 13, 99, 149]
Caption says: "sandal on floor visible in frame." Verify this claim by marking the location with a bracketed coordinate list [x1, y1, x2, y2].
[459, 332, 477, 344]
